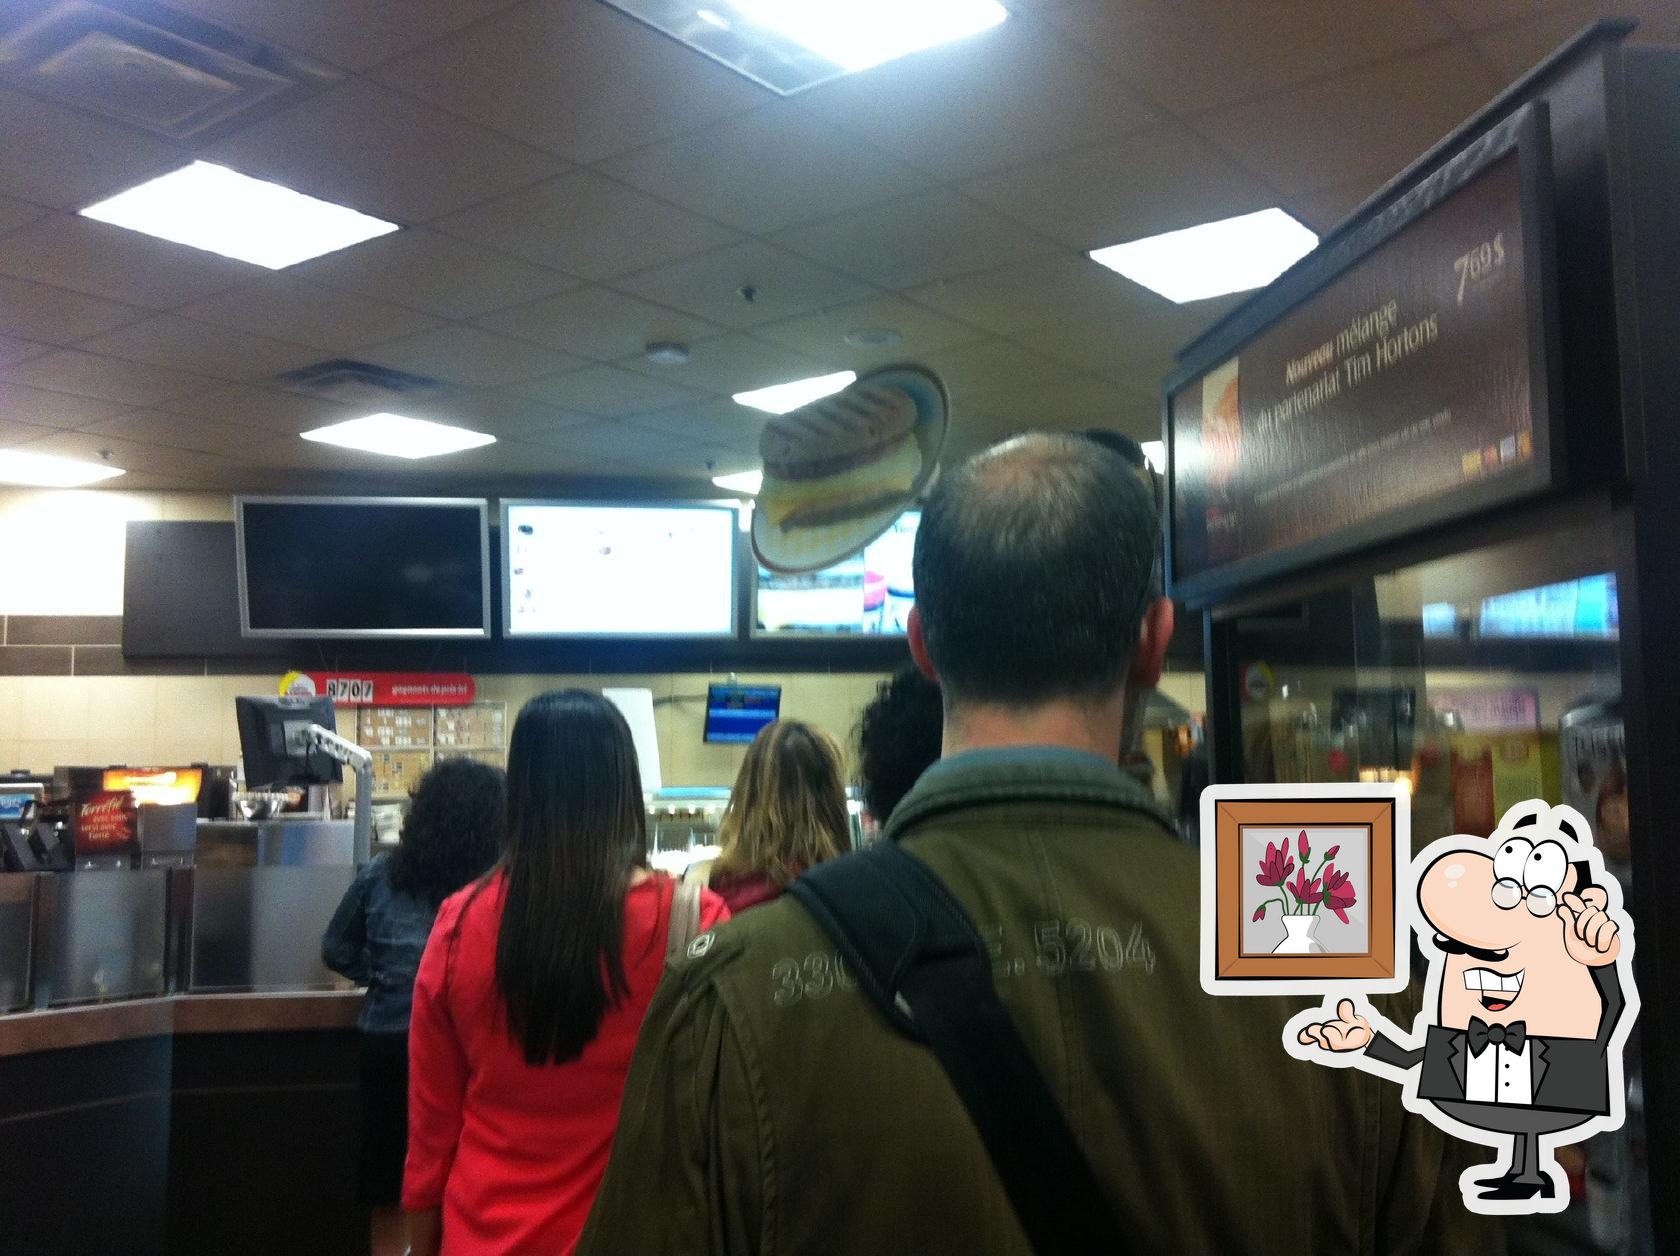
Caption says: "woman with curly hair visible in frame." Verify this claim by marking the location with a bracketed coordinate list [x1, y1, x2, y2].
[323, 756, 505, 1256]
[706, 719, 852, 914]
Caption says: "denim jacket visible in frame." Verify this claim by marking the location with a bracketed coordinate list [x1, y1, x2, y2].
[322, 852, 436, 1034]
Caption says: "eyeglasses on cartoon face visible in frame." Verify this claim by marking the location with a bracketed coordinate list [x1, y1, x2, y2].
[1490, 836, 1568, 917]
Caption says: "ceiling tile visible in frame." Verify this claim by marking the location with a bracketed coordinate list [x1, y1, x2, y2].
[920, 338, 1076, 414]
[78, 315, 318, 381]
[0, 87, 184, 209]
[613, 241, 876, 330]
[159, 382, 347, 436]
[0, 380, 129, 428]
[0, 416, 67, 446]
[1197, 42, 1505, 194]
[435, 389, 598, 442]
[772, 191, 1059, 289]
[964, 124, 1281, 251]
[0, 336, 50, 368]
[0, 215, 258, 308]
[1437, 0, 1584, 31]
[1470, 4, 1680, 79]
[634, 398, 765, 456]
[1045, 0, 1457, 116]
[528, 418, 711, 472]
[755, 295, 983, 367]
[371, 0, 764, 163]
[598, 104, 926, 234]
[14, 429, 239, 481]
[205, 79, 567, 223]
[292, 228, 579, 320]
[1287, 178, 1383, 235]
[619, 333, 837, 397]
[908, 255, 1226, 379]
[0, 349, 205, 407]
[163, 0, 528, 73]
[78, 409, 293, 457]
[511, 364, 706, 417]
[0, 274, 146, 345]
[0, 196, 49, 237]
[360, 325, 586, 388]
[178, 275, 443, 352]
[794, 21, 1159, 180]
[473, 287, 724, 361]
[433, 171, 740, 279]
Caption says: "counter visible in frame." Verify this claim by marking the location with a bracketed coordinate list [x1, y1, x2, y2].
[0, 989, 361, 1057]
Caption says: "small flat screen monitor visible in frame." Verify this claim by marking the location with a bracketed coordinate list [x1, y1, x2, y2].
[704, 685, 781, 745]
[235, 696, 342, 787]
[237, 497, 490, 638]
[1478, 573, 1618, 640]
[1421, 602, 1458, 637]
[756, 511, 919, 636]
[503, 502, 738, 637]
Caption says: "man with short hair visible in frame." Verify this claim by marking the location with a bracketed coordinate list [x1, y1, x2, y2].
[579, 434, 1493, 1254]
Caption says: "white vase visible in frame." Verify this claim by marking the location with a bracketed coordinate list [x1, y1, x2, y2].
[1274, 914, 1325, 954]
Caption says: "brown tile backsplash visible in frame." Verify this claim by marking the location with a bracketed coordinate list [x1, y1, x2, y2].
[71, 647, 206, 676]
[5, 615, 124, 646]
[0, 646, 72, 675]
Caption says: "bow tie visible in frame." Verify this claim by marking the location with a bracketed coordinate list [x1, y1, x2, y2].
[1467, 1017, 1527, 1056]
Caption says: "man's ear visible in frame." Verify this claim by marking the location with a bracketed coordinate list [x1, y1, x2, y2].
[1129, 597, 1175, 690]
[908, 606, 939, 683]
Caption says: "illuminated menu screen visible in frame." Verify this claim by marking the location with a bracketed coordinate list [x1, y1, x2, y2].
[755, 512, 919, 636]
[1170, 143, 1555, 597]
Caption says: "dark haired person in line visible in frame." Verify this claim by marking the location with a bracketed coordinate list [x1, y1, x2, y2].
[403, 690, 728, 1256]
[322, 756, 505, 1256]
[579, 435, 1494, 1254]
[705, 719, 850, 914]
[855, 666, 943, 829]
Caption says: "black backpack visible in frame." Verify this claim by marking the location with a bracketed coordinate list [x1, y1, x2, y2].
[787, 842, 1129, 1254]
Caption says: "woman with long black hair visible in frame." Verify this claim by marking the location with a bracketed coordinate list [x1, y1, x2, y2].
[403, 690, 729, 1256]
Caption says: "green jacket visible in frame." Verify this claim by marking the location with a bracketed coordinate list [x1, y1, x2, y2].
[579, 748, 1501, 1255]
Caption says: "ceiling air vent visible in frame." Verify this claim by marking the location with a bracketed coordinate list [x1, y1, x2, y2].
[0, 0, 338, 141]
[275, 359, 449, 408]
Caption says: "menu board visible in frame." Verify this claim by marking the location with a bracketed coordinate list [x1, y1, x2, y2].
[756, 511, 919, 635]
[1169, 116, 1557, 599]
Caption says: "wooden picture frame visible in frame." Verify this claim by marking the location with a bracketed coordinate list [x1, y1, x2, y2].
[1211, 797, 1400, 983]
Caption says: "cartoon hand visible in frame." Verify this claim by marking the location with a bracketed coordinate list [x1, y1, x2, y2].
[1559, 889, 1621, 966]
[1297, 998, 1373, 1052]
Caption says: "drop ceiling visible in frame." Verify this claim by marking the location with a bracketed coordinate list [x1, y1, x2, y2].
[0, 0, 1674, 495]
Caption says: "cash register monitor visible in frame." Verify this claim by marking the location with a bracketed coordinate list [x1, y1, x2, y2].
[236, 696, 343, 787]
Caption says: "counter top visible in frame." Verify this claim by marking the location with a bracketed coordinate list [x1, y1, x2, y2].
[0, 990, 362, 1058]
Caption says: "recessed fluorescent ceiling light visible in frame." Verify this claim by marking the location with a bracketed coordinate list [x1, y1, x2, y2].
[302, 413, 496, 460]
[80, 161, 399, 269]
[600, 1, 1007, 94]
[733, 370, 857, 415]
[1140, 440, 1166, 473]
[0, 451, 125, 487]
[712, 469, 764, 494]
[1088, 209, 1318, 304]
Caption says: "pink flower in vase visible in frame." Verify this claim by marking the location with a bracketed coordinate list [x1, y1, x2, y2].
[1298, 830, 1309, 860]
[1324, 844, 1341, 860]
[1256, 841, 1295, 887]
[1286, 866, 1322, 909]
[1322, 865, 1358, 924]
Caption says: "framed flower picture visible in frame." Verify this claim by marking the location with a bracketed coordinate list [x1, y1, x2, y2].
[1199, 783, 1411, 995]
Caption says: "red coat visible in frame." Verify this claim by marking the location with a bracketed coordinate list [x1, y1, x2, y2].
[707, 869, 791, 916]
[404, 871, 729, 1254]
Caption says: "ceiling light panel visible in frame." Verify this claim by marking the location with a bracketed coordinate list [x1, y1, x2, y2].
[712, 468, 763, 494]
[0, 450, 125, 487]
[1088, 208, 1318, 304]
[301, 413, 495, 460]
[80, 161, 399, 269]
[600, 0, 1008, 95]
[733, 370, 856, 414]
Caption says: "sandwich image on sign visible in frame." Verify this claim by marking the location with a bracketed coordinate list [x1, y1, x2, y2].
[753, 365, 948, 575]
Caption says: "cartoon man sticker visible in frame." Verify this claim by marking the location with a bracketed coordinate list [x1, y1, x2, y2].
[1286, 800, 1639, 1215]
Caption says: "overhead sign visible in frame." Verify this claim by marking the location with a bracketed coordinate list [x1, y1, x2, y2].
[280, 671, 476, 707]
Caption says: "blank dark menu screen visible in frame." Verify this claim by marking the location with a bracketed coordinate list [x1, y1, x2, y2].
[241, 501, 487, 634]
[1171, 152, 1548, 593]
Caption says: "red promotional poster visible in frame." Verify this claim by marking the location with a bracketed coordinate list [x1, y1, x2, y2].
[74, 791, 137, 858]
[279, 672, 476, 708]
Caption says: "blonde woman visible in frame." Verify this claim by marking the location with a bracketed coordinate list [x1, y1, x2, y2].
[706, 720, 851, 914]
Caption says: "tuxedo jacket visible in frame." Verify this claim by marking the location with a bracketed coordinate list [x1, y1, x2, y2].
[1366, 964, 1625, 1116]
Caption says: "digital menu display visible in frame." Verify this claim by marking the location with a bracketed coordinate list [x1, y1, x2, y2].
[756, 511, 919, 636]
[704, 685, 782, 744]
[503, 503, 737, 637]
[1479, 573, 1618, 640]
[1168, 109, 1557, 600]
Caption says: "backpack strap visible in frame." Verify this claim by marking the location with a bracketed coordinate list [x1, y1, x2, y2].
[787, 844, 1129, 1256]
[666, 876, 702, 963]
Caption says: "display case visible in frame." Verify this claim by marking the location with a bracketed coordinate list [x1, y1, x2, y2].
[1166, 25, 1678, 1253]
